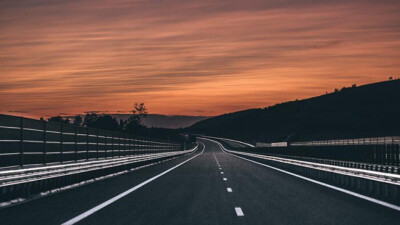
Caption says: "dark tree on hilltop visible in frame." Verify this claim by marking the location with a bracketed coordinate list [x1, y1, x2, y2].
[73, 115, 83, 126]
[48, 116, 70, 124]
[93, 115, 120, 131]
[83, 113, 98, 127]
[125, 103, 148, 134]
[61, 103, 184, 142]
[82, 113, 119, 131]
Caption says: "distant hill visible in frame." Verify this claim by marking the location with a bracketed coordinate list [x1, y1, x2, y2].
[188, 79, 400, 143]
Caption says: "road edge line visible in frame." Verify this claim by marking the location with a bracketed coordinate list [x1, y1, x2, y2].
[62, 143, 204, 225]
[200, 137, 400, 212]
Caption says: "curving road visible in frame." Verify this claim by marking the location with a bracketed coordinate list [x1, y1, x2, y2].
[1, 139, 400, 225]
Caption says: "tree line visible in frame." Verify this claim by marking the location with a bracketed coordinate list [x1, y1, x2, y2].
[44, 103, 148, 135]
[42, 103, 187, 142]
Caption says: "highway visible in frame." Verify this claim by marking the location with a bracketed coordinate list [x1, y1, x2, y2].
[1, 139, 400, 225]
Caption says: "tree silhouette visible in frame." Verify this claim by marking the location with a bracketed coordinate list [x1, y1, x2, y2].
[125, 103, 148, 134]
[48, 116, 70, 124]
[93, 115, 119, 130]
[83, 113, 98, 127]
[73, 115, 83, 126]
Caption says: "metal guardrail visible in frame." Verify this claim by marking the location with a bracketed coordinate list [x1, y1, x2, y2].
[291, 136, 400, 146]
[256, 136, 400, 147]
[226, 150, 400, 184]
[209, 136, 400, 172]
[0, 144, 199, 205]
[226, 149, 400, 205]
[0, 114, 182, 169]
[258, 153, 400, 175]
[249, 137, 400, 167]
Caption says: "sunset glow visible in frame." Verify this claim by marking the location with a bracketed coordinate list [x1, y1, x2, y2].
[1, 0, 400, 117]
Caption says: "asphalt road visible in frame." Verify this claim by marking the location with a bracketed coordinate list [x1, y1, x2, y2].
[1, 139, 400, 225]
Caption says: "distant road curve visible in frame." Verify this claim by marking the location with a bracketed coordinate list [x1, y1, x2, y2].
[200, 135, 254, 148]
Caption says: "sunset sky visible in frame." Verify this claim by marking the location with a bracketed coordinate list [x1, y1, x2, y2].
[1, 0, 400, 118]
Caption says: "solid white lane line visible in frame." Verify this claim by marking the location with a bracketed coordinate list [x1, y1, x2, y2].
[201, 137, 400, 212]
[62, 146, 204, 225]
[227, 188, 233, 192]
[229, 151, 400, 212]
[235, 207, 244, 216]
[223, 178, 227, 181]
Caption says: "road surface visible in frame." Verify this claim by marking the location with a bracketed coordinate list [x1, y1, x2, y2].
[1, 139, 400, 225]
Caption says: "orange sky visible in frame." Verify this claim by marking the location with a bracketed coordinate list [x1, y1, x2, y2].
[1, 0, 400, 118]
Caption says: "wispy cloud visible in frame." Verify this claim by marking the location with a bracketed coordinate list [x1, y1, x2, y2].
[1, 0, 400, 117]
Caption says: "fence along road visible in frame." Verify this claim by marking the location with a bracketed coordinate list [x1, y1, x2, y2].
[0, 114, 182, 170]
[1, 139, 400, 225]
[0, 114, 192, 204]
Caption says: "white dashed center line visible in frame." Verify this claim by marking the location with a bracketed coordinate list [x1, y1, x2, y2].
[223, 178, 227, 181]
[221, 172, 224, 174]
[235, 207, 244, 216]
[227, 188, 233, 192]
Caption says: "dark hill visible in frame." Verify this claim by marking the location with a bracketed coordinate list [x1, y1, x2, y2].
[188, 79, 400, 143]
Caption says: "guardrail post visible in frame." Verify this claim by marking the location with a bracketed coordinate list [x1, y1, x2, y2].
[60, 124, 63, 164]
[396, 143, 399, 167]
[121, 134, 124, 156]
[120, 133, 123, 157]
[43, 120, 47, 165]
[391, 137, 395, 166]
[133, 136, 136, 155]
[96, 129, 99, 160]
[112, 134, 114, 158]
[128, 135, 131, 156]
[86, 127, 89, 161]
[74, 126, 78, 162]
[20, 117, 24, 167]
[123, 134, 126, 157]
[105, 130, 108, 158]
[118, 133, 121, 158]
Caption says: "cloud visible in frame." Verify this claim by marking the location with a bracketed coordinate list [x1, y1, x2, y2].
[8, 110, 30, 113]
[0, 0, 400, 117]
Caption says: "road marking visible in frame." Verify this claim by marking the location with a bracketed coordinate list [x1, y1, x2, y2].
[200, 137, 400, 213]
[235, 207, 244, 216]
[219, 168, 222, 170]
[62, 144, 204, 225]
[213, 145, 400, 212]
[221, 172, 224, 174]
[227, 188, 233, 192]
[223, 178, 227, 181]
